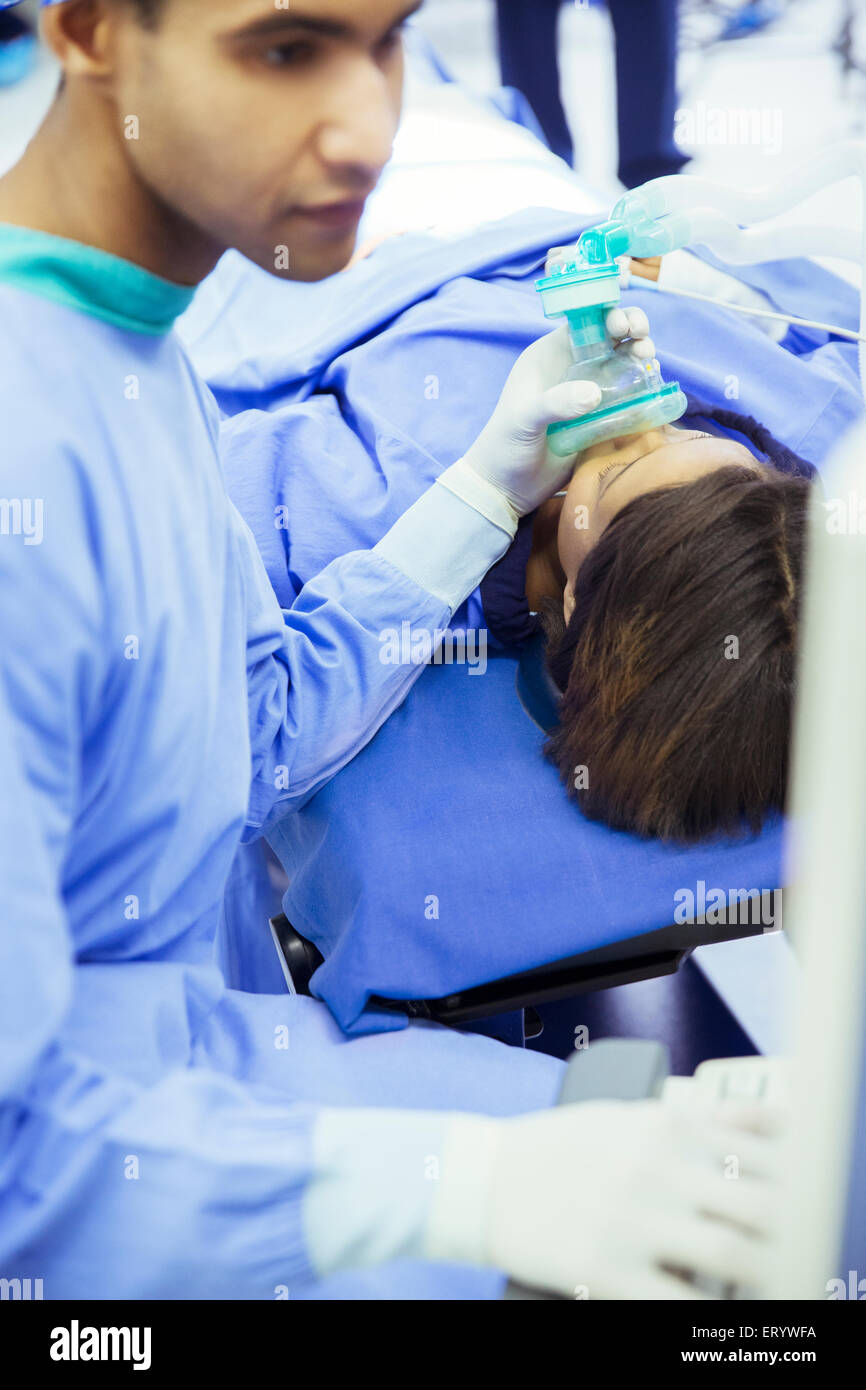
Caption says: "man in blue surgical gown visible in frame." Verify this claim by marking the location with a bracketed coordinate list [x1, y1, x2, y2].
[0, 0, 781, 1300]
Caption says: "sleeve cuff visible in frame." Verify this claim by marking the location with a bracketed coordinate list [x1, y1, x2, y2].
[374, 469, 515, 613]
[304, 1108, 455, 1277]
[436, 460, 520, 536]
[423, 1114, 503, 1269]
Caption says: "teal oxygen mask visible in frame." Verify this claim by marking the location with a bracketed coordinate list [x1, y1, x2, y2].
[538, 145, 866, 455]
[535, 230, 687, 459]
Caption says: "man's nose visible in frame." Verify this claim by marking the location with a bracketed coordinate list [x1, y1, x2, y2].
[315, 62, 400, 178]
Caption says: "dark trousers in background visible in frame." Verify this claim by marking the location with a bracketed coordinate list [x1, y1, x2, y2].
[0, 12, 25, 41]
[495, 0, 689, 187]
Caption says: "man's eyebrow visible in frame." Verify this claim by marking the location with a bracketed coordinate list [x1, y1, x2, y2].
[228, 1, 425, 44]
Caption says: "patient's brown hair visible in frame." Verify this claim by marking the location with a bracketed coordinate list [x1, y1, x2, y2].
[544, 466, 812, 843]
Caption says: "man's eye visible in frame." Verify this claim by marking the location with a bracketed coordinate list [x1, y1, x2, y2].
[264, 41, 316, 68]
[377, 24, 408, 56]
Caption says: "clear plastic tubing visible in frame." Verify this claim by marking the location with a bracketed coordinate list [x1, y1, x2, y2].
[583, 141, 866, 409]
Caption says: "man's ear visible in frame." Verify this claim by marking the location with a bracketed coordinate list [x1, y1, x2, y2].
[40, 0, 117, 78]
[563, 580, 575, 625]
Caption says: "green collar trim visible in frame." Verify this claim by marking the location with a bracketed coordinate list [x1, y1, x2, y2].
[0, 224, 196, 335]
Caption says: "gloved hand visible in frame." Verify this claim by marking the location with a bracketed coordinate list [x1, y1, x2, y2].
[426, 1098, 781, 1299]
[437, 309, 654, 532]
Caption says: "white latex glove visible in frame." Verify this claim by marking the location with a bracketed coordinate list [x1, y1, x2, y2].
[427, 1098, 781, 1299]
[437, 310, 654, 531]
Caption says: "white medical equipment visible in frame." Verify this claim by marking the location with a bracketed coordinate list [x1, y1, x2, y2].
[664, 416, 866, 1300]
[761, 414, 866, 1299]
[509, 146, 866, 1299]
[583, 141, 866, 408]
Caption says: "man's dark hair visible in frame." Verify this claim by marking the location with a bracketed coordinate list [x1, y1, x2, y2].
[544, 465, 812, 843]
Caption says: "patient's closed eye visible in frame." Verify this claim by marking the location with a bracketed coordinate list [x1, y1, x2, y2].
[598, 432, 716, 496]
[597, 460, 629, 494]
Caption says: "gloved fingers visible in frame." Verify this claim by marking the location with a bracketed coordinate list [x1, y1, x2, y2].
[695, 1176, 780, 1240]
[530, 379, 602, 434]
[691, 1115, 785, 1180]
[605, 306, 650, 342]
[606, 309, 655, 363]
[545, 244, 575, 274]
[709, 1100, 788, 1139]
[668, 1161, 780, 1237]
[609, 1265, 712, 1301]
[645, 1146, 778, 1238]
[651, 1214, 770, 1290]
[670, 1102, 786, 1177]
[539, 378, 606, 425]
[623, 337, 656, 362]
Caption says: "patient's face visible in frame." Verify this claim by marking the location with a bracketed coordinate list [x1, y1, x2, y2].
[557, 424, 759, 621]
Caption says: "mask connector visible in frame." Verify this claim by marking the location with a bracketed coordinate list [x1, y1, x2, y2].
[536, 251, 686, 458]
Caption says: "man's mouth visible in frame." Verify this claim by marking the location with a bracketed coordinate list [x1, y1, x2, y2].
[292, 198, 368, 231]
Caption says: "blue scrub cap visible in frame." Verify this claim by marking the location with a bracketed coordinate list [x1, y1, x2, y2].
[0, 2, 67, 9]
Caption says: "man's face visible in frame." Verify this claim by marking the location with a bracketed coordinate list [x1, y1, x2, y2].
[108, 0, 418, 278]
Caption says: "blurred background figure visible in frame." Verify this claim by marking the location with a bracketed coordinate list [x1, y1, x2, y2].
[415, 1, 861, 202]
[0, 1, 36, 88]
[679, 0, 786, 49]
[493, 0, 689, 187]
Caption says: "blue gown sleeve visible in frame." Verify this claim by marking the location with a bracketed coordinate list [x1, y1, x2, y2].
[237, 479, 512, 833]
[0, 464, 319, 1300]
